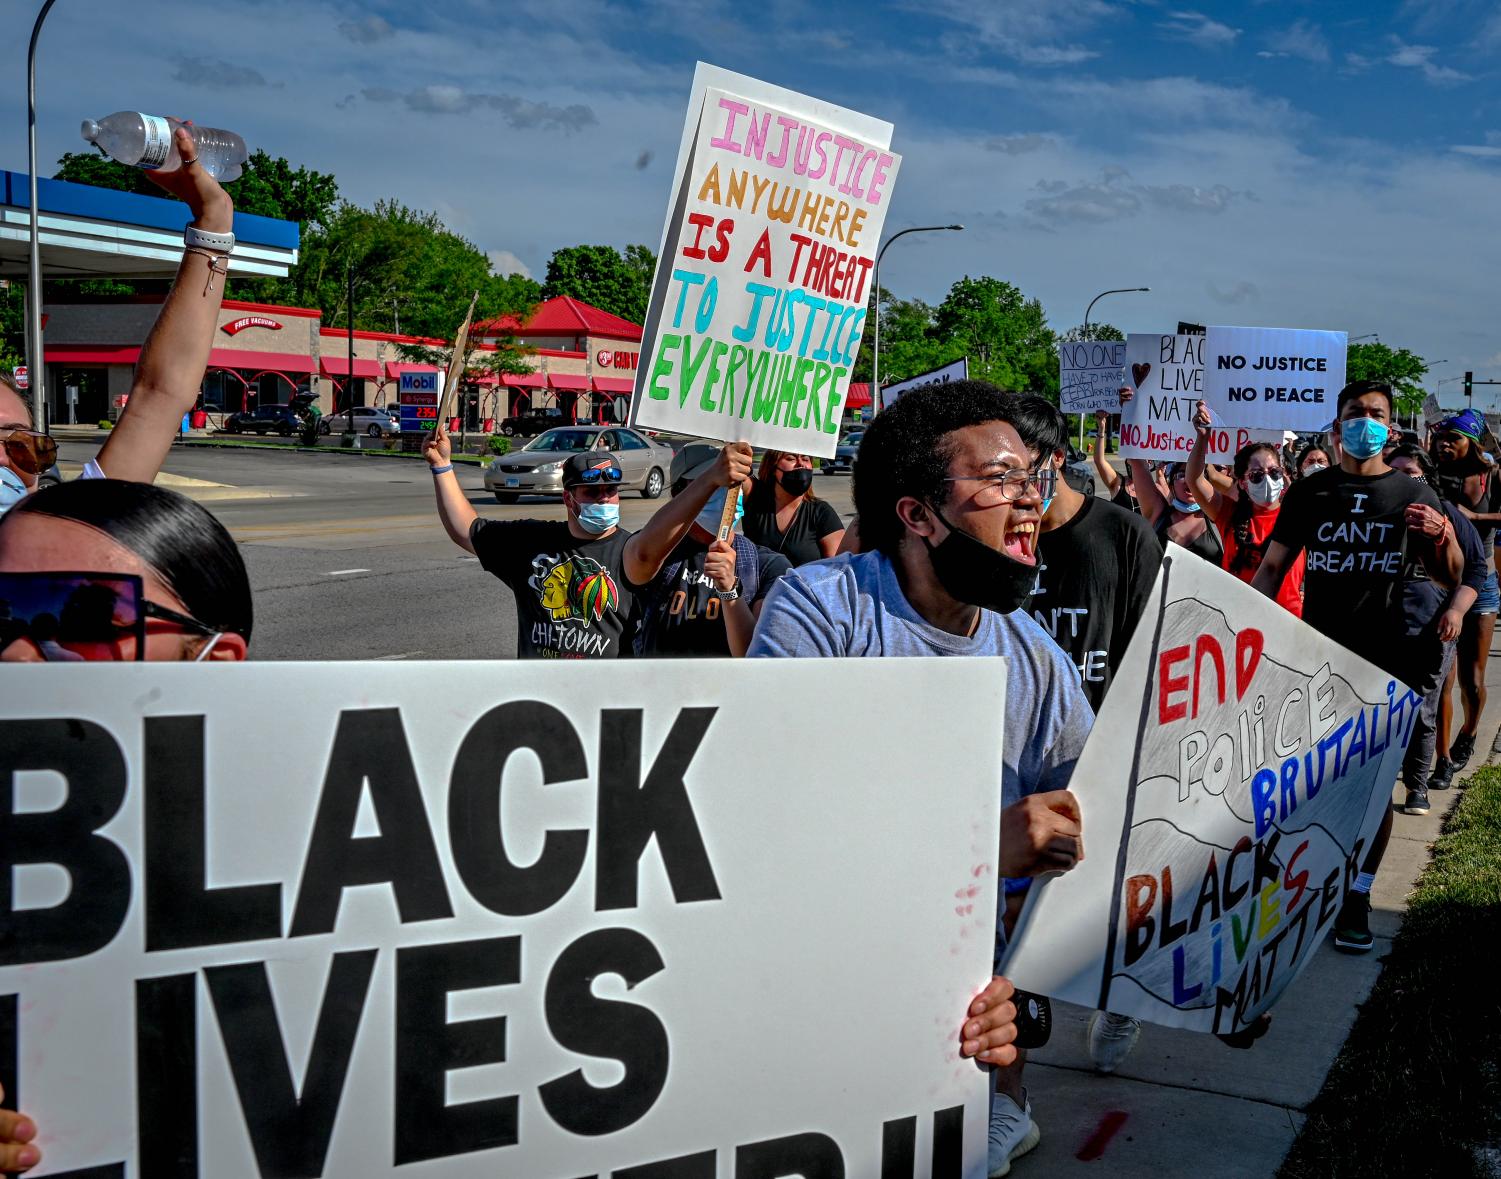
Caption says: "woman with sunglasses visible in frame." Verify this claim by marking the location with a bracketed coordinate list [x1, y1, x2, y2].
[0, 479, 251, 663]
[1185, 401, 1305, 615]
[741, 450, 845, 566]
[0, 125, 235, 506]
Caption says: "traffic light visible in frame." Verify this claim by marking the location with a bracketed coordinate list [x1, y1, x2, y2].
[1465, 371, 1474, 401]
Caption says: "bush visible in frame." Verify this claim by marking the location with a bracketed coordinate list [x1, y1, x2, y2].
[488, 435, 512, 456]
[98, 419, 113, 430]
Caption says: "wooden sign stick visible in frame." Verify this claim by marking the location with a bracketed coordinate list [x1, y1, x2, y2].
[435, 290, 481, 427]
[716, 485, 741, 544]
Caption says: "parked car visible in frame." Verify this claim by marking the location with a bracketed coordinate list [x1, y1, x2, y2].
[224, 404, 301, 436]
[484, 425, 675, 502]
[320, 406, 400, 437]
[1060, 443, 1096, 499]
[499, 407, 569, 437]
[822, 429, 864, 475]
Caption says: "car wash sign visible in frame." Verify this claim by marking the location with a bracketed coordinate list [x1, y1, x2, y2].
[0, 658, 1004, 1176]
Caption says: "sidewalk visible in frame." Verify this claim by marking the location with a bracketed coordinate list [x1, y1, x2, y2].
[1017, 641, 1501, 1177]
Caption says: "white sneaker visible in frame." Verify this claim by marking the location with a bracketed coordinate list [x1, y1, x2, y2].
[1086, 1010, 1142, 1073]
[987, 1088, 1041, 1177]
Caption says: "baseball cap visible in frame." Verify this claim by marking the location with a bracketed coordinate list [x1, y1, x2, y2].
[562, 451, 624, 487]
[670, 442, 720, 489]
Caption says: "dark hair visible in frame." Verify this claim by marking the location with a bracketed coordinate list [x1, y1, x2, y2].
[1232, 440, 1281, 479]
[755, 450, 819, 501]
[1009, 394, 1068, 460]
[1296, 443, 1331, 474]
[1388, 442, 1437, 486]
[1227, 442, 1285, 570]
[853, 379, 1021, 558]
[1336, 379, 1394, 416]
[5, 479, 254, 640]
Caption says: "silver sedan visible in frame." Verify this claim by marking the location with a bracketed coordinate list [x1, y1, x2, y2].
[483, 425, 675, 502]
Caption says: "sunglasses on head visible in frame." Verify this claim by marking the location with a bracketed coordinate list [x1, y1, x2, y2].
[569, 466, 623, 485]
[0, 427, 59, 476]
[0, 571, 216, 662]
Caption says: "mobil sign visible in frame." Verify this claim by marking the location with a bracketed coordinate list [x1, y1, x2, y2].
[398, 370, 441, 432]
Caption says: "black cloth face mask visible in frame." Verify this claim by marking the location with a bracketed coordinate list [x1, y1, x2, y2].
[920, 503, 1037, 615]
[778, 468, 814, 496]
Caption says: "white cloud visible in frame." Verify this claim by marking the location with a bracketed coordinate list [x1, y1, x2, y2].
[362, 86, 596, 130]
[1024, 169, 1244, 224]
[171, 55, 279, 89]
[1453, 133, 1501, 159]
[916, 0, 1116, 65]
[487, 250, 532, 279]
[1259, 20, 1330, 64]
[985, 134, 1057, 156]
[1159, 11, 1241, 50]
[337, 15, 393, 44]
[1387, 42, 1470, 85]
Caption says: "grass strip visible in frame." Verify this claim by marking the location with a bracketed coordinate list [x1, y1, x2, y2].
[1279, 765, 1501, 1178]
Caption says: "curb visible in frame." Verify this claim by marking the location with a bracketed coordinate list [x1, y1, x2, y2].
[175, 440, 490, 465]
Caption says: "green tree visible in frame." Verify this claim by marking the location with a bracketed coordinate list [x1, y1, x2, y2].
[1347, 342, 1428, 421]
[0, 282, 23, 372]
[1060, 322, 1124, 342]
[934, 276, 1059, 395]
[541, 244, 655, 323]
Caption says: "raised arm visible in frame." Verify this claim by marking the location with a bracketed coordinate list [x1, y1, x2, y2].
[95, 127, 234, 484]
[1092, 411, 1122, 497]
[424, 422, 477, 553]
[1186, 401, 1232, 528]
[1130, 458, 1169, 524]
[623, 441, 753, 585]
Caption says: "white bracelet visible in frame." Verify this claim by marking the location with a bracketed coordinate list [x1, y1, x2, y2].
[185, 225, 235, 252]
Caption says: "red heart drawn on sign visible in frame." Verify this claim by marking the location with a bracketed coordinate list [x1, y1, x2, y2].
[1131, 362, 1152, 389]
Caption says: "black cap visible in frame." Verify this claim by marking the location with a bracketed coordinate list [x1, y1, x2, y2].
[563, 451, 624, 487]
[670, 441, 720, 488]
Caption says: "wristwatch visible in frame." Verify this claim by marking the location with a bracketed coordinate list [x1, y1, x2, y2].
[184, 225, 235, 253]
[716, 578, 742, 602]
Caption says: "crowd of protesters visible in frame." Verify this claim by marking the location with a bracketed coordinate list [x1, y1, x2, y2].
[3, 131, 1498, 1179]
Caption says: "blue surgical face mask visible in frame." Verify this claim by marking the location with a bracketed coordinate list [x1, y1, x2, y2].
[574, 501, 620, 535]
[696, 488, 744, 537]
[1340, 416, 1389, 461]
[0, 466, 26, 516]
[1171, 496, 1201, 514]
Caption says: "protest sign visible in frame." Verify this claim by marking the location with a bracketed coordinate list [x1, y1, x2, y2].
[1059, 339, 1126, 414]
[1001, 547, 1416, 1035]
[1120, 333, 1283, 461]
[880, 357, 969, 411]
[435, 290, 480, 427]
[0, 658, 1002, 1176]
[1203, 326, 1347, 433]
[631, 65, 901, 457]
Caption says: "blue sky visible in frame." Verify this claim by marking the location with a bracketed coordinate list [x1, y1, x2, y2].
[4, 0, 1500, 386]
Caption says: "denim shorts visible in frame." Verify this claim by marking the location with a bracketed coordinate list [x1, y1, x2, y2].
[1475, 570, 1500, 616]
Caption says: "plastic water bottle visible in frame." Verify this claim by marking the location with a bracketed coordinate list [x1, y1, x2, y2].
[81, 112, 248, 182]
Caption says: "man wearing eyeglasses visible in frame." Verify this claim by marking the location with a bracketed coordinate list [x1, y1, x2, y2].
[425, 421, 754, 658]
[748, 380, 1092, 1176]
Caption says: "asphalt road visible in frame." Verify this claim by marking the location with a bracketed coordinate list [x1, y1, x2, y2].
[53, 439, 857, 662]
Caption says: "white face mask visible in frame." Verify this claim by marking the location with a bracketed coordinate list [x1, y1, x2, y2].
[1246, 474, 1286, 507]
[1302, 462, 1327, 476]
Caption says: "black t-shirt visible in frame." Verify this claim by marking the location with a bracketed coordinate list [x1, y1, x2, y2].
[1028, 496, 1164, 710]
[1403, 501, 1486, 635]
[741, 484, 845, 567]
[633, 533, 790, 657]
[470, 519, 637, 659]
[1270, 467, 1441, 668]
[1111, 484, 1142, 515]
[1437, 468, 1501, 551]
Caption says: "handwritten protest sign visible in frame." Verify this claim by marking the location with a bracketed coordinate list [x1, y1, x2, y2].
[1120, 333, 1283, 461]
[1059, 339, 1127, 414]
[1203, 326, 1347, 433]
[631, 65, 901, 457]
[880, 357, 968, 411]
[1002, 548, 1415, 1035]
[0, 658, 1001, 1175]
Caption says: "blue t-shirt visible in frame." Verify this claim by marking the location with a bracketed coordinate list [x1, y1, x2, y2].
[747, 550, 1096, 934]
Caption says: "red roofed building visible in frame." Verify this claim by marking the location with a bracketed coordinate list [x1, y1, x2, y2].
[473, 296, 644, 425]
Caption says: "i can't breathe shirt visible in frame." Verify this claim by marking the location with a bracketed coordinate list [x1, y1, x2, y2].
[1269, 467, 1440, 664]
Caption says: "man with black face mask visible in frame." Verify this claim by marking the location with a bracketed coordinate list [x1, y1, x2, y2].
[748, 380, 1093, 1178]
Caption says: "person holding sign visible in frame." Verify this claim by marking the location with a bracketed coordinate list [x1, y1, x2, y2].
[1252, 379, 1462, 952]
[741, 450, 846, 564]
[1186, 401, 1305, 615]
[748, 381, 1092, 1176]
[0, 1083, 41, 1171]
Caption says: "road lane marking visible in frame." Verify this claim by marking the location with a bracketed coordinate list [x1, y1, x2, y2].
[325, 568, 371, 576]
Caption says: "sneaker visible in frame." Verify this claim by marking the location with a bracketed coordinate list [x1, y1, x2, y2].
[1403, 785, 1431, 815]
[1450, 732, 1475, 770]
[1428, 759, 1455, 791]
[988, 1089, 1041, 1178]
[1333, 891, 1373, 953]
[1086, 1010, 1142, 1074]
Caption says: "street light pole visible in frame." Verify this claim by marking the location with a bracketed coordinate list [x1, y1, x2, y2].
[346, 259, 356, 435]
[26, 0, 60, 429]
[870, 224, 963, 417]
[1080, 286, 1150, 450]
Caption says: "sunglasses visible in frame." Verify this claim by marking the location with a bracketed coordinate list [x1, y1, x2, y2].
[0, 427, 59, 476]
[0, 571, 216, 662]
[569, 465, 623, 485]
[1246, 468, 1285, 484]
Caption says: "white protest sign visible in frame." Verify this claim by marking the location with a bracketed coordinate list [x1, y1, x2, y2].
[631, 65, 901, 457]
[1120, 333, 1283, 461]
[880, 357, 968, 410]
[1059, 339, 1126, 414]
[1203, 326, 1347, 432]
[1002, 547, 1415, 1035]
[0, 658, 1002, 1176]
